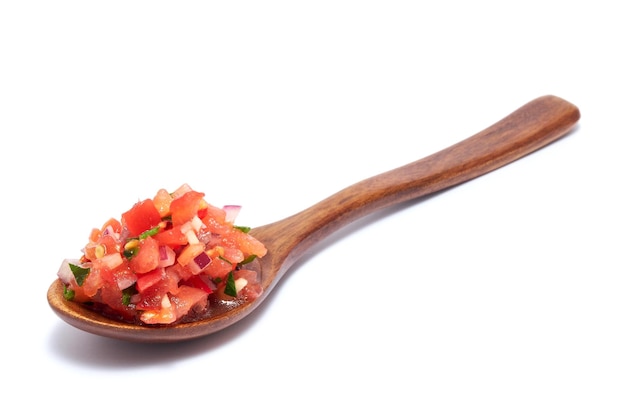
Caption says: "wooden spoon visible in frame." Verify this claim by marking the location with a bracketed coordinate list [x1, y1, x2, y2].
[48, 95, 580, 343]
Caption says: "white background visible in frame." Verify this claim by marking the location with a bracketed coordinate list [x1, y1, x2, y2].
[1, 1, 624, 416]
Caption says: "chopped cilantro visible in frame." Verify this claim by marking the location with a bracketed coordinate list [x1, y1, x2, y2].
[63, 284, 75, 301]
[224, 272, 238, 297]
[218, 256, 232, 265]
[240, 254, 257, 265]
[68, 263, 90, 286]
[234, 225, 251, 233]
[122, 287, 136, 306]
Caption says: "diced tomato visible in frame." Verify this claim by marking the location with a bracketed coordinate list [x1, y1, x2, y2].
[165, 262, 194, 281]
[59, 183, 267, 326]
[81, 266, 104, 298]
[135, 269, 178, 311]
[93, 253, 124, 271]
[135, 268, 165, 293]
[204, 255, 235, 278]
[140, 294, 176, 324]
[170, 190, 206, 226]
[170, 286, 209, 318]
[111, 262, 137, 290]
[129, 236, 160, 274]
[135, 287, 165, 311]
[99, 279, 136, 321]
[184, 275, 213, 294]
[221, 246, 244, 264]
[101, 218, 122, 235]
[153, 188, 173, 217]
[101, 234, 121, 255]
[121, 198, 162, 236]
[84, 221, 124, 260]
[219, 228, 267, 258]
[153, 224, 188, 246]
[196, 207, 208, 219]
[177, 242, 205, 267]
[201, 214, 232, 235]
[201, 203, 227, 223]
[88, 228, 102, 243]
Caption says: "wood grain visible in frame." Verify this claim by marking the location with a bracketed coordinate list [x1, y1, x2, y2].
[251, 95, 580, 293]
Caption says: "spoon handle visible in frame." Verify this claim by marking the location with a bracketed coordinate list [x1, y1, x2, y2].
[255, 95, 580, 271]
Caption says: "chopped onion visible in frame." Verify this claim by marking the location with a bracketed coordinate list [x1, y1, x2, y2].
[194, 251, 211, 269]
[185, 229, 200, 244]
[158, 245, 176, 268]
[99, 253, 124, 270]
[189, 251, 212, 275]
[57, 258, 81, 285]
[190, 215, 203, 232]
[234, 278, 248, 293]
[117, 276, 136, 290]
[180, 221, 192, 234]
[223, 205, 241, 223]
[161, 294, 172, 308]
[102, 225, 118, 238]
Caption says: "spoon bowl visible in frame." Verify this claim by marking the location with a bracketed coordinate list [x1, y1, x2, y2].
[48, 95, 580, 343]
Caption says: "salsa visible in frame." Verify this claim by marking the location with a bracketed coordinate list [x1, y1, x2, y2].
[57, 184, 267, 325]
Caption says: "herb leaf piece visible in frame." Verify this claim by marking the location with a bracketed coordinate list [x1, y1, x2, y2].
[224, 272, 238, 297]
[68, 263, 90, 286]
[121, 287, 136, 306]
[240, 254, 257, 265]
[63, 285, 75, 301]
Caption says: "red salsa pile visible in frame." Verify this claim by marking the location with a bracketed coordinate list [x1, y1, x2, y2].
[57, 184, 267, 325]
